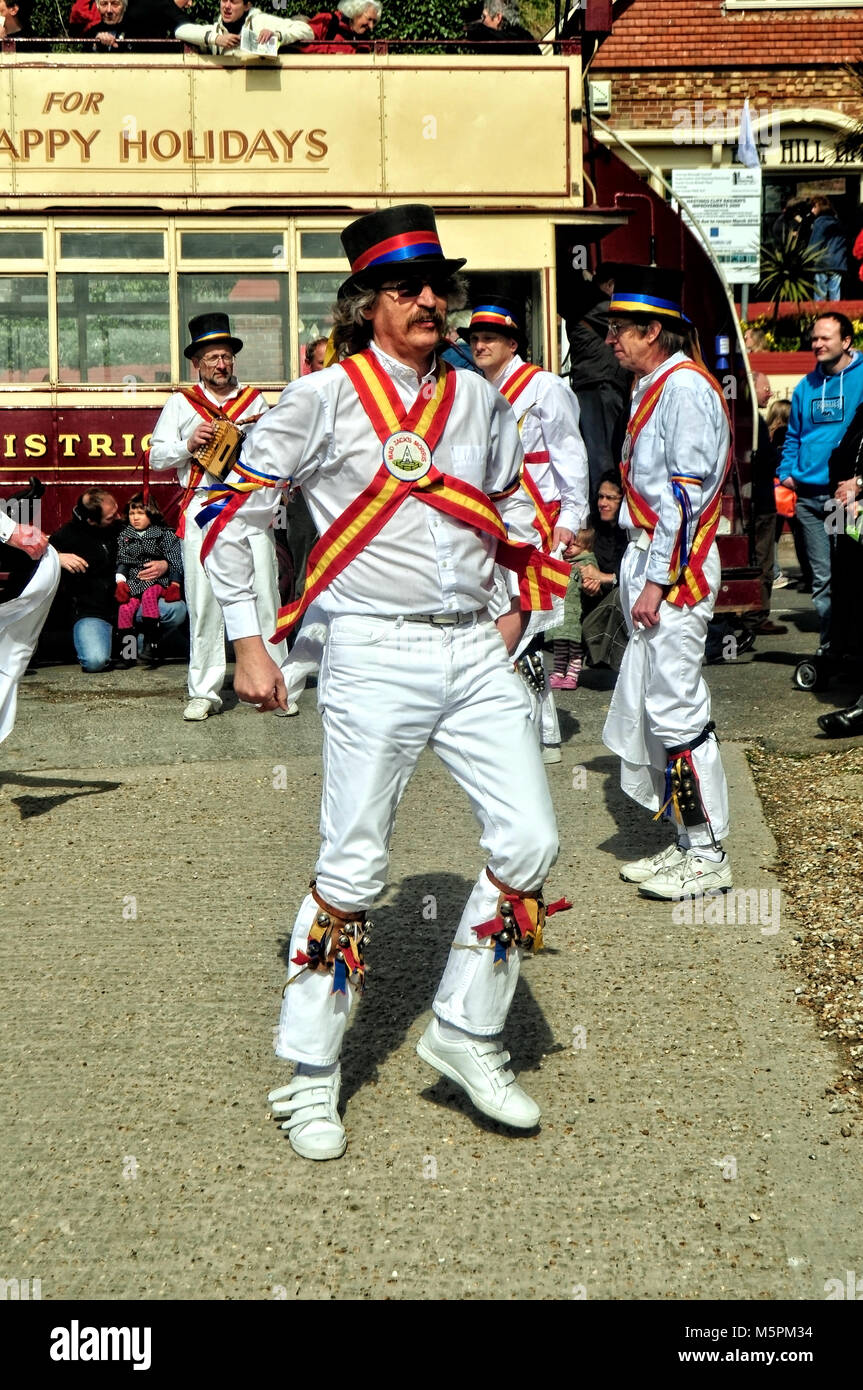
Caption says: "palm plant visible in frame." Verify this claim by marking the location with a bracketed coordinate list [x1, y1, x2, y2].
[758, 235, 825, 322]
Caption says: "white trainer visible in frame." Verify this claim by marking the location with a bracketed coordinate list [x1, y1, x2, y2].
[268, 1070, 346, 1161]
[620, 841, 687, 884]
[638, 850, 733, 901]
[417, 1017, 540, 1129]
[183, 698, 216, 721]
[541, 744, 562, 765]
[274, 702, 300, 717]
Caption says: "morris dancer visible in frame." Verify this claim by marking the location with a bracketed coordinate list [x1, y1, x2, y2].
[149, 313, 292, 720]
[465, 295, 589, 762]
[0, 505, 60, 745]
[200, 204, 570, 1159]
[601, 266, 734, 900]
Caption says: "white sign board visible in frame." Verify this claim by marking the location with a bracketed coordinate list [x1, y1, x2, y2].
[671, 168, 762, 285]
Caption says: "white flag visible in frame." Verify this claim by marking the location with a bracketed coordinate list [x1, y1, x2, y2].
[736, 98, 760, 168]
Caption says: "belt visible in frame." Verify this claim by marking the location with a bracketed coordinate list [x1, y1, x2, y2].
[402, 609, 485, 626]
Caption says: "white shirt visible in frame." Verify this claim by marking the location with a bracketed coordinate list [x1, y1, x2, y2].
[175, 9, 313, 52]
[148, 381, 269, 525]
[0, 511, 15, 544]
[494, 354, 590, 534]
[619, 352, 729, 587]
[202, 341, 535, 639]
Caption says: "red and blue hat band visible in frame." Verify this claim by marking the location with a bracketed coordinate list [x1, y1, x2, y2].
[352, 230, 445, 273]
[470, 304, 522, 330]
[609, 291, 685, 319]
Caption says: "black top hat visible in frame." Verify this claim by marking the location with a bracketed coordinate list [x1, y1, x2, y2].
[184, 312, 243, 360]
[458, 295, 528, 356]
[608, 266, 688, 326]
[339, 204, 466, 293]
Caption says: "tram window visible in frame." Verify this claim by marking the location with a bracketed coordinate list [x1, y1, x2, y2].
[57, 275, 170, 384]
[297, 272, 342, 357]
[59, 232, 165, 262]
[180, 233, 283, 262]
[0, 232, 44, 261]
[179, 273, 289, 383]
[299, 233, 344, 261]
[0, 276, 49, 383]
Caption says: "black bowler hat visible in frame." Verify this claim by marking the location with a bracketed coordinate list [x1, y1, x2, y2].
[184, 312, 243, 360]
[339, 204, 466, 294]
[608, 266, 689, 326]
[458, 294, 528, 357]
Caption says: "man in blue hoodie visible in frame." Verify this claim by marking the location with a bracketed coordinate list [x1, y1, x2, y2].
[779, 312, 863, 648]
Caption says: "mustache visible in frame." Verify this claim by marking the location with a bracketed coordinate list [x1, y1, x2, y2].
[408, 309, 446, 332]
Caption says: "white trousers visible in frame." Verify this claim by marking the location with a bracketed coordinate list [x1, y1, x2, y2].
[182, 518, 288, 705]
[275, 613, 560, 1066]
[602, 542, 729, 839]
[0, 548, 60, 745]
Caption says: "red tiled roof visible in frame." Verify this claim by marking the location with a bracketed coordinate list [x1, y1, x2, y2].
[598, 0, 863, 67]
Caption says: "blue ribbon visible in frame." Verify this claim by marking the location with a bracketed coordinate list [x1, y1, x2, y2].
[332, 958, 347, 994]
[670, 478, 694, 575]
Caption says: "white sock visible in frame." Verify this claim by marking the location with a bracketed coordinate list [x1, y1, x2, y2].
[296, 1061, 339, 1077]
[437, 1018, 494, 1043]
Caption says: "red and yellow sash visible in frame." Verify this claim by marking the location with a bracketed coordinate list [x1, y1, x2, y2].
[174, 385, 261, 538]
[620, 361, 732, 608]
[261, 351, 569, 640]
[500, 362, 562, 551]
[500, 361, 543, 407]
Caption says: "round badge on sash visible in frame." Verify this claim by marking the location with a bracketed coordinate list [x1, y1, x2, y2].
[621, 434, 632, 463]
[382, 430, 433, 482]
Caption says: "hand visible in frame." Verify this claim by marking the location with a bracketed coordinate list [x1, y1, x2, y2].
[96, 30, 119, 46]
[778, 476, 796, 492]
[136, 560, 168, 582]
[115, 580, 131, 603]
[496, 604, 528, 655]
[8, 523, 50, 559]
[58, 551, 88, 574]
[214, 30, 240, 47]
[233, 635, 289, 712]
[189, 421, 215, 452]
[258, 27, 275, 41]
[835, 479, 858, 506]
[631, 580, 665, 630]
[162, 582, 182, 603]
[581, 572, 601, 596]
[552, 525, 573, 553]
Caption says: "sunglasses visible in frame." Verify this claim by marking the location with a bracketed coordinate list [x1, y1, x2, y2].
[379, 276, 451, 300]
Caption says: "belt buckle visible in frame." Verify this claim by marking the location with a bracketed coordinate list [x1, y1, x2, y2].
[429, 612, 452, 626]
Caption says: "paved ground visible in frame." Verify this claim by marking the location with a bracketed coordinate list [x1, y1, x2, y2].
[2, 551, 862, 1302]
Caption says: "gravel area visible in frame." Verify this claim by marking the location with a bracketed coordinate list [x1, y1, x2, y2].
[749, 744, 863, 1122]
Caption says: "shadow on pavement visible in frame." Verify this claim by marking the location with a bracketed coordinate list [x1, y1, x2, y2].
[0, 770, 122, 819]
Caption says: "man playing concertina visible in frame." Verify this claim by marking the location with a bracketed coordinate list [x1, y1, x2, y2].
[200, 204, 571, 1161]
[149, 313, 293, 721]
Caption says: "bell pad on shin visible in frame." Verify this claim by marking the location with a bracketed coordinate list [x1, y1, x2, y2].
[289, 889, 371, 995]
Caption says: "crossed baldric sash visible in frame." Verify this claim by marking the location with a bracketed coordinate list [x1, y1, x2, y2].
[499, 361, 561, 554]
[172, 384, 264, 539]
[197, 349, 570, 641]
[619, 360, 732, 608]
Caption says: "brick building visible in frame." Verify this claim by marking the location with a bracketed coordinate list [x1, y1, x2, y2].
[589, 0, 863, 291]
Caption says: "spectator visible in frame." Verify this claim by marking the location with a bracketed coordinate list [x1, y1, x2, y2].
[737, 372, 786, 647]
[49, 491, 186, 674]
[545, 524, 596, 690]
[304, 337, 328, 372]
[818, 406, 863, 736]
[68, 0, 100, 37]
[302, 0, 380, 51]
[176, 0, 313, 54]
[743, 325, 766, 352]
[768, 397, 796, 590]
[463, 0, 540, 54]
[577, 468, 628, 671]
[136, 0, 196, 42]
[0, 0, 32, 39]
[564, 267, 631, 499]
[84, 0, 141, 49]
[439, 313, 480, 373]
[778, 312, 863, 651]
[809, 197, 848, 302]
[853, 225, 863, 286]
[114, 493, 183, 669]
